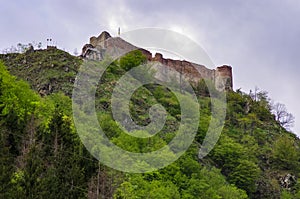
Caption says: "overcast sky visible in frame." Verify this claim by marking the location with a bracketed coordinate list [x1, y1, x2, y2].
[1, 0, 299, 135]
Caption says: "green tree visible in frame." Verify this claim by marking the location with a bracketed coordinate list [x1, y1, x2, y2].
[119, 50, 147, 71]
[228, 159, 261, 195]
[210, 135, 246, 174]
[271, 135, 299, 170]
[114, 175, 180, 199]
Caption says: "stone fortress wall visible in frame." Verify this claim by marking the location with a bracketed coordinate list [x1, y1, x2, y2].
[81, 31, 233, 91]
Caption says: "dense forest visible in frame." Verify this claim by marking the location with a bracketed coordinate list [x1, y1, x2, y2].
[0, 47, 299, 198]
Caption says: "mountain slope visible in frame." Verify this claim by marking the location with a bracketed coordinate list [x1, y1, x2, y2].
[0, 47, 299, 198]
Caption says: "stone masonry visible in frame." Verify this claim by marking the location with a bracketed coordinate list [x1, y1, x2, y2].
[81, 31, 233, 91]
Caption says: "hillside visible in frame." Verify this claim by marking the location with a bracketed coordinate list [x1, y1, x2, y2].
[0, 47, 299, 199]
[0, 47, 82, 96]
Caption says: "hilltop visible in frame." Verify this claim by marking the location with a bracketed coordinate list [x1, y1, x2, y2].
[0, 47, 82, 96]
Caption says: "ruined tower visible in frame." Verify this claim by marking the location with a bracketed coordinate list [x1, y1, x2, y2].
[215, 65, 233, 91]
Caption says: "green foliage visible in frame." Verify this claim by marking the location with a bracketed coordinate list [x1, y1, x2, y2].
[0, 62, 40, 126]
[1, 49, 300, 198]
[0, 48, 82, 96]
[281, 190, 294, 199]
[228, 159, 261, 194]
[111, 130, 167, 153]
[115, 175, 181, 199]
[119, 50, 147, 71]
[0, 127, 14, 198]
[210, 135, 261, 195]
[211, 135, 246, 173]
[271, 135, 299, 171]
[181, 167, 247, 199]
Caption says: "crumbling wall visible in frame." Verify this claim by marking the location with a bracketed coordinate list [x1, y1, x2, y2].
[81, 31, 233, 91]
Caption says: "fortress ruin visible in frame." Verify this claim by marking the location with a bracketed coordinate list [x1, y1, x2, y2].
[81, 31, 233, 91]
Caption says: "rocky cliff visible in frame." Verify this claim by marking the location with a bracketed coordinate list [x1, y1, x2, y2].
[81, 31, 233, 91]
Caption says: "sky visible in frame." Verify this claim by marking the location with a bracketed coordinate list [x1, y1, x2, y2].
[0, 0, 299, 135]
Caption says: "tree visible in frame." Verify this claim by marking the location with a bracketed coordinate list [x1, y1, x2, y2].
[182, 167, 248, 199]
[119, 50, 147, 71]
[272, 103, 295, 130]
[0, 127, 15, 198]
[271, 135, 299, 170]
[114, 175, 180, 199]
[228, 159, 261, 195]
[210, 135, 246, 175]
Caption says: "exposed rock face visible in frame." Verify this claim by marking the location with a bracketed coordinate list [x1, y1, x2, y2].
[279, 174, 297, 190]
[81, 31, 233, 91]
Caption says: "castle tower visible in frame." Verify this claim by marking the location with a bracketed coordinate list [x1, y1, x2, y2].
[214, 65, 233, 91]
[90, 31, 111, 48]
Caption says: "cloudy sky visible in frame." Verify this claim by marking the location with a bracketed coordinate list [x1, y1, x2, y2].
[1, 0, 299, 135]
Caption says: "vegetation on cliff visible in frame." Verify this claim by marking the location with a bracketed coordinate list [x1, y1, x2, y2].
[0, 48, 299, 199]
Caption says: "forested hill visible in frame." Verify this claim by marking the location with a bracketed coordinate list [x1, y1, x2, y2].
[0, 48, 299, 199]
